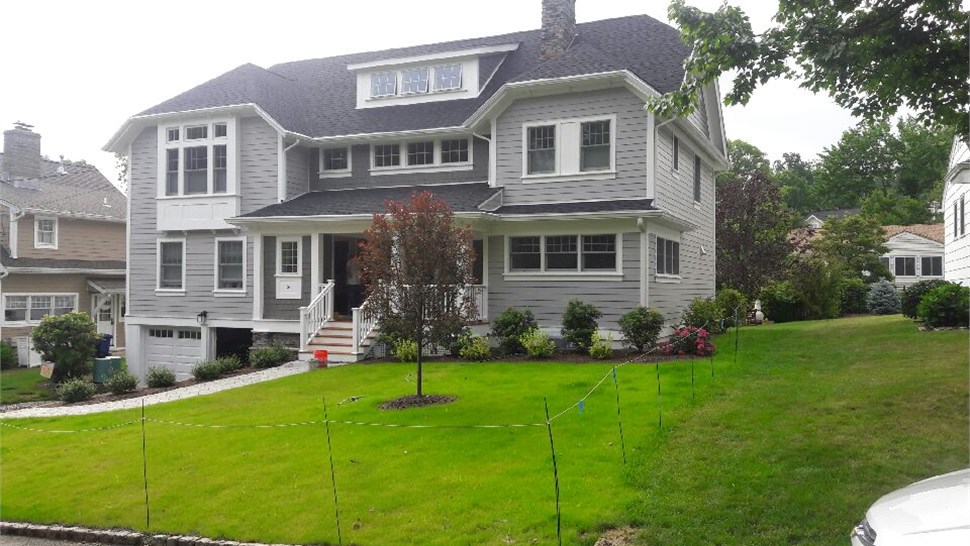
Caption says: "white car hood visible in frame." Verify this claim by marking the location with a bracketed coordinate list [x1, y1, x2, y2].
[866, 468, 970, 546]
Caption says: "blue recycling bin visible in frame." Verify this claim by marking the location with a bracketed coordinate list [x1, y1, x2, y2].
[95, 334, 113, 358]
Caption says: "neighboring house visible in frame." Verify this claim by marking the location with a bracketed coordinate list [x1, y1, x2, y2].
[104, 0, 728, 379]
[1, 123, 127, 366]
[943, 138, 970, 286]
[804, 208, 859, 229]
[879, 224, 944, 288]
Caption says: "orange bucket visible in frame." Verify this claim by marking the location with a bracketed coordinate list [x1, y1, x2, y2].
[313, 349, 329, 367]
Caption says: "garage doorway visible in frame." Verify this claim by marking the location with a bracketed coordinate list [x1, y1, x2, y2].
[216, 328, 253, 364]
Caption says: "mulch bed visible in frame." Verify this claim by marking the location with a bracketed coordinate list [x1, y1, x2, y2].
[379, 394, 456, 410]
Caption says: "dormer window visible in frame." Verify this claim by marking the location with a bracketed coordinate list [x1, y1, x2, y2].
[371, 73, 397, 97]
[401, 68, 429, 94]
[434, 64, 462, 91]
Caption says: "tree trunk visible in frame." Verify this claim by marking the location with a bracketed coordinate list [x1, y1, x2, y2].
[416, 337, 423, 397]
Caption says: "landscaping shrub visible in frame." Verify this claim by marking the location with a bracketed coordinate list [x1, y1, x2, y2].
[867, 279, 900, 315]
[661, 326, 716, 356]
[214, 354, 243, 374]
[617, 307, 665, 352]
[491, 308, 538, 355]
[682, 297, 724, 332]
[391, 338, 419, 362]
[715, 289, 748, 328]
[561, 299, 602, 353]
[839, 276, 869, 315]
[1, 341, 16, 370]
[917, 283, 970, 328]
[458, 335, 491, 361]
[250, 344, 292, 369]
[519, 329, 555, 358]
[105, 370, 137, 395]
[588, 332, 613, 360]
[789, 257, 841, 320]
[57, 378, 96, 403]
[192, 361, 223, 381]
[447, 327, 473, 357]
[146, 366, 176, 388]
[759, 280, 803, 323]
[30, 312, 100, 382]
[901, 279, 951, 318]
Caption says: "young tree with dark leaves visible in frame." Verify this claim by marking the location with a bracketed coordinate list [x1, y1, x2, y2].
[358, 192, 476, 397]
[716, 174, 795, 299]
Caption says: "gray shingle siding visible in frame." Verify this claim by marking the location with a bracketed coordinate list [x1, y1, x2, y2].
[262, 235, 311, 320]
[286, 146, 312, 200]
[240, 116, 280, 213]
[686, 91, 709, 139]
[495, 88, 648, 205]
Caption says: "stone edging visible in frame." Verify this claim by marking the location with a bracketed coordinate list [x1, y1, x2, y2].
[0, 522, 298, 546]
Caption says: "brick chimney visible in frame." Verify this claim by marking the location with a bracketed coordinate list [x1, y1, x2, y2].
[540, 0, 576, 60]
[2, 122, 42, 180]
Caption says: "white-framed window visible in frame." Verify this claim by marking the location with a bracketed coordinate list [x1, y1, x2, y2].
[158, 120, 233, 197]
[157, 239, 186, 291]
[2, 293, 77, 324]
[370, 72, 397, 97]
[277, 237, 301, 277]
[693, 154, 703, 202]
[921, 256, 943, 276]
[522, 115, 617, 179]
[370, 138, 472, 173]
[178, 329, 202, 340]
[961, 195, 966, 237]
[673, 135, 680, 171]
[34, 216, 57, 249]
[320, 147, 351, 176]
[879, 256, 891, 271]
[506, 234, 620, 276]
[149, 329, 174, 338]
[657, 237, 680, 276]
[215, 237, 246, 292]
[894, 256, 916, 277]
[434, 64, 463, 91]
[401, 67, 430, 94]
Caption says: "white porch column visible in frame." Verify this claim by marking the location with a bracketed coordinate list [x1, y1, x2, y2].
[253, 235, 264, 320]
[311, 232, 321, 293]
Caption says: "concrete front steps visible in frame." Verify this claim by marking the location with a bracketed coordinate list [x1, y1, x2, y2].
[298, 320, 378, 365]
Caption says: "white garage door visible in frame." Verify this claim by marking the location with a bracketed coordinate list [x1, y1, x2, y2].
[145, 327, 203, 380]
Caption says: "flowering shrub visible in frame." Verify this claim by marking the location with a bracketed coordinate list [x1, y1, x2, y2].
[661, 326, 716, 357]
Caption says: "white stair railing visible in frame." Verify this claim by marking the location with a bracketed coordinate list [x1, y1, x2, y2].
[299, 279, 335, 351]
[352, 297, 379, 355]
[468, 284, 487, 321]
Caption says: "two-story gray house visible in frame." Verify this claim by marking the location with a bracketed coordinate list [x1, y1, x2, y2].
[105, 0, 727, 379]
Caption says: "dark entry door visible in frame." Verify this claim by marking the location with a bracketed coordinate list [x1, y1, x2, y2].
[334, 240, 350, 316]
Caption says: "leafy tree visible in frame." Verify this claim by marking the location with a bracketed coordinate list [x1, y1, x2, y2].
[895, 117, 954, 200]
[650, 0, 969, 136]
[31, 312, 100, 383]
[813, 121, 900, 209]
[358, 192, 476, 397]
[715, 174, 795, 299]
[774, 153, 820, 214]
[860, 188, 932, 226]
[812, 215, 891, 282]
[718, 139, 771, 184]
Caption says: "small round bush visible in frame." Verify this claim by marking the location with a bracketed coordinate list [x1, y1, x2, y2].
[458, 335, 491, 361]
[917, 284, 970, 328]
[192, 361, 223, 381]
[146, 366, 176, 388]
[901, 279, 951, 318]
[520, 329, 555, 358]
[618, 307, 665, 352]
[561, 299, 602, 353]
[491, 308, 538, 355]
[105, 369, 138, 395]
[250, 344, 292, 369]
[1, 341, 16, 369]
[58, 378, 96, 403]
[867, 279, 900, 315]
[214, 354, 243, 374]
[31, 312, 100, 382]
[838, 276, 868, 316]
[715, 289, 748, 328]
[682, 297, 724, 333]
[588, 332, 613, 360]
[759, 280, 803, 323]
[391, 338, 419, 362]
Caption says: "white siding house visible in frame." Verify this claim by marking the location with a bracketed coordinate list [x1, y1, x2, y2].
[880, 225, 944, 288]
[943, 138, 970, 286]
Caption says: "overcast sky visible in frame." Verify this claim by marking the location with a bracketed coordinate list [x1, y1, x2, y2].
[1, 0, 863, 185]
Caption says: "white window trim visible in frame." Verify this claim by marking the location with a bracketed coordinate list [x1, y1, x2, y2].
[276, 237, 302, 278]
[919, 255, 944, 277]
[1, 292, 79, 327]
[369, 72, 398, 98]
[156, 119, 236, 199]
[213, 236, 247, 295]
[655, 234, 682, 283]
[400, 67, 431, 96]
[369, 138, 473, 175]
[502, 234, 623, 282]
[33, 216, 58, 249]
[521, 114, 618, 182]
[433, 63, 463, 92]
[893, 255, 917, 277]
[318, 146, 353, 178]
[156, 237, 187, 294]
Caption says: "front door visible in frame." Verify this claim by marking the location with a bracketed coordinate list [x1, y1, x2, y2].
[332, 237, 365, 318]
[93, 294, 114, 343]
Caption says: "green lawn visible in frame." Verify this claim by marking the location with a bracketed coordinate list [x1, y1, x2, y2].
[1, 367, 52, 405]
[1, 316, 966, 546]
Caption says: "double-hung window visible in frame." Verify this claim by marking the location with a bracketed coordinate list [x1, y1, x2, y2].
[216, 238, 245, 291]
[158, 240, 185, 291]
[580, 121, 611, 171]
[693, 154, 703, 202]
[441, 139, 468, 163]
[508, 235, 619, 275]
[921, 256, 943, 276]
[160, 121, 231, 196]
[524, 116, 615, 178]
[657, 237, 680, 276]
[34, 217, 57, 249]
[371, 139, 470, 171]
[407, 141, 435, 166]
[373, 144, 401, 168]
[527, 126, 556, 174]
[321, 147, 350, 174]
[894, 256, 916, 277]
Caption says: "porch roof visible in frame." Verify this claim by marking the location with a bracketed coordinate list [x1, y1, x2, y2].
[237, 182, 501, 218]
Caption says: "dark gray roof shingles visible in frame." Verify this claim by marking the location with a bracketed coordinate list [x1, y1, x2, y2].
[0, 156, 126, 220]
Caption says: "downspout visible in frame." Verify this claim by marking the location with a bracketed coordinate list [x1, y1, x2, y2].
[9, 206, 24, 259]
[637, 217, 648, 308]
[474, 124, 496, 187]
[277, 136, 302, 203]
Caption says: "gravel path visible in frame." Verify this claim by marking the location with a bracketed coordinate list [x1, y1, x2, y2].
[0, 361, 312, 419]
